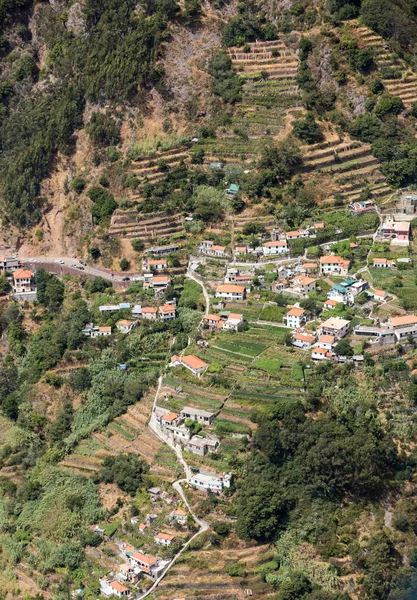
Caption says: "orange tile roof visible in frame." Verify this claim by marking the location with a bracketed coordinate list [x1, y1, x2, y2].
[350, 242, 358, 248]
[287, 307, 305, 317]
[236, 246, 247, 251]
[320, 255, 345, 264]
[325, 299, 338, 306]
[205, 314, 222, 321]
[173, 508, 187, 516]
[295, 276, 316, 286]
[318, 335, 335, 344]
[162, 411, 179, 422]
[264, 240, 287, 247]
[98, 326, 111, 332]
[149, 259, 167, 266]
[210, 245, 226, 252]
[313, 347, 329, 354]
[373, 258, 389, 264]
[314, 222, 325, 229]
[159, 304, 175, 312]
[286, 231, 300, 238]
[13, 269, 32, 279]
[110, 581, 129, 593]
[181, 354, 208, 370]
[216, 284, 245, 293]
[391, 315, 417, 327]
[131, 551, 157, 566]
[117, 319, 133, 326]
[293, 333, 315, 342]
[374, 289, 387, 297]
[139, 523, 147, 531]
[155, 533, 176, 541]
[227, 313, 243, 320]
[142, 306, 157, 313]
[302, 263, 317, 269]
[153, 276, 169, 283]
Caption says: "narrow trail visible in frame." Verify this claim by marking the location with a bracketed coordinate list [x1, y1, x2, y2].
[136, 375, 209, 599]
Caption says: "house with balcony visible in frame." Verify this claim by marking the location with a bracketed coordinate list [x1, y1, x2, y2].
[189, 471, 232, 493]
[159, 303, 176, 321]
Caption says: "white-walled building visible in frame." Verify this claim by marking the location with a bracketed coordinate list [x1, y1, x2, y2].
[285, 307, 306, 329]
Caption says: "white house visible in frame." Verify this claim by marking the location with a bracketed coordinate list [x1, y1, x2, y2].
[312, 347, 333, 361]
[215, 284, 246, 301]
[170, 355, 209, 377]
[319, 255, 350, 276]
[223, 313, 244, 331]
[116, 319, 135, 334]
[292, 276, 317, 295]
[292, 332, 316, 350]
[142, 259, 167, 272]
[159, 303, 176, 321]
[100, 577, 130, 598]
[262, 240, 289, 256]
[285, 307, 306, 329]
[181, 406, 214, 424]
[129, 552, 158, 576]
[372, 258, 395, 268]
[189, 472, 232, 494]
[316, 335, 335, 350]
[141, 307, 158, 320]
[324, 299, 338, 310]
[154, 533, 176, 546]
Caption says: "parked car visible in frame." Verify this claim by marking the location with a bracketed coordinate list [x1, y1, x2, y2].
[122, 277, 130, 281]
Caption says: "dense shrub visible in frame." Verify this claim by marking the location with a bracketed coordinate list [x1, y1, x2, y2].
[86, 112, 121, 147]
[100, 453, 149, 495]
[87, 186, 117, 223]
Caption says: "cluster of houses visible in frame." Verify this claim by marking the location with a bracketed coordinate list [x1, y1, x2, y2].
[99, 503, 192, 597]
[354, 314, 417, 346]
[91, 301, 177, 337]
[202, 312, 244, 331]
[154, 406, 220, 456]
[290, 314, 351, 360]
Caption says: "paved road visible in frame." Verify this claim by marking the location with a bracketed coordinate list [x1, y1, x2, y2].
[18, 255, 142, 288]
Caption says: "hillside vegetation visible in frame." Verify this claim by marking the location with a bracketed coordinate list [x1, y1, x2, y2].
[3, 1, 417, 600]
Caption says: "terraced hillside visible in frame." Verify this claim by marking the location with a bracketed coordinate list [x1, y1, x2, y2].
[200, 38, 302, 164]
[350, 23, 417, 107]
[108, 209, 184, 240]
[128, 146, 191, 195]
[302, 134, 392, 205]
[60, 390, 179, 481]
[155, 542, 273, 600]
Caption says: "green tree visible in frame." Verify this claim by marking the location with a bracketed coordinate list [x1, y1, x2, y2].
[119, 258, 129, 271]
[86, 112, 121, 147]
[100, 453, 149, 495]
[292, 113, 324, 144]
[88, 186, 117, 224]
